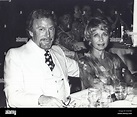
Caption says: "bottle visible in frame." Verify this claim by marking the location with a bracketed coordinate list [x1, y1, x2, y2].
[121, 24, 124, 38]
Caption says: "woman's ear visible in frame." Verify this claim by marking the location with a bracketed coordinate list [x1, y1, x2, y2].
[109, 31, 112, 37]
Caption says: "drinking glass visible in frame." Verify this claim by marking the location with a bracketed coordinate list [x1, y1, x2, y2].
[99, 90, 112, 107]
[88, 88, 101, 107]
[133, 82, 137, 95]
[88, 88, 112, 108]
[114, 82, 128, 100]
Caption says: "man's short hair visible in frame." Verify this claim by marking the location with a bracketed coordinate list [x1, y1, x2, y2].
[26, 9, 57, 32]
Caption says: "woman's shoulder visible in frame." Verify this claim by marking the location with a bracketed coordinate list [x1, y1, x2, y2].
[106, 51, 121, 59]
[106, 51, 124, 66]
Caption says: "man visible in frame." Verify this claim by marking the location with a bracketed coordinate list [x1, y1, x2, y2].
[4, 9, 80, 107]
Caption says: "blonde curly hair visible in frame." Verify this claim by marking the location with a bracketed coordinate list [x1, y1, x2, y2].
[84, 17, 110, 42]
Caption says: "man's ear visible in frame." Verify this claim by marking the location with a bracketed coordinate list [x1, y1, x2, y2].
[29, 31, 33, 37]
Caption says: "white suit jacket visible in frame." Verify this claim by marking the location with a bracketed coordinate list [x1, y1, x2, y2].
[4, 40, 79, 107]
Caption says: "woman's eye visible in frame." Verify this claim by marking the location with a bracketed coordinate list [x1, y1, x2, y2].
[93, 34, 98, 37]
[39, 28, 42, 31]
[103, 32, 108, 37]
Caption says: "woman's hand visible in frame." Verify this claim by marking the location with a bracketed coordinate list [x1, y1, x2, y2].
[73, 42, 86, 51]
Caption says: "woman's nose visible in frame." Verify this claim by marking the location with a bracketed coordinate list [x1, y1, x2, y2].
[99, 36, 104, 42]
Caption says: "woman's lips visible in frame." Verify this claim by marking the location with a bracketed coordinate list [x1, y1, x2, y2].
[97, 43, 105, 46]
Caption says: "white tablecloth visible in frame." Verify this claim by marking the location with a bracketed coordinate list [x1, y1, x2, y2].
[69, 88, 137, 108]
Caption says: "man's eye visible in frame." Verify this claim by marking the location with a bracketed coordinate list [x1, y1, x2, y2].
[39, 28, 44, 31]
[49, 27, 55, 31]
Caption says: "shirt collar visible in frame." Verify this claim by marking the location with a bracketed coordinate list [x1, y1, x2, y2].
[26, 39, 47, 55]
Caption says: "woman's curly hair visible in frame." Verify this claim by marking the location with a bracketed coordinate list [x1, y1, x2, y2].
[84, 17, 111, 42]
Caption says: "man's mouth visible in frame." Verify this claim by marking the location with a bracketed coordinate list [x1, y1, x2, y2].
[40, 38, 52, 45]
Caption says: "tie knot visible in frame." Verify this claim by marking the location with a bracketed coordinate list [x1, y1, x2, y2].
[45, 50, 50, 56]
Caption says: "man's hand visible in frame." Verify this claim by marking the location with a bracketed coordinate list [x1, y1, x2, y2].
[38, 95, 65, 107]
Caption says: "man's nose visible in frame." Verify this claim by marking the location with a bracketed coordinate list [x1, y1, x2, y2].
[44, 30, 50, 38]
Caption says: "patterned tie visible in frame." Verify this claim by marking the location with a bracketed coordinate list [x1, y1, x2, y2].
[44, 50, 55, 71]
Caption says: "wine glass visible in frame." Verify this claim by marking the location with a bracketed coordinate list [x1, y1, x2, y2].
[99, 91, 112, 108]
[88, 88, 101, 107]
[114, 82, 128, 100]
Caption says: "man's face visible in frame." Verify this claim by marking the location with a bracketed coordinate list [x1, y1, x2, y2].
[29, 18, 55, 50]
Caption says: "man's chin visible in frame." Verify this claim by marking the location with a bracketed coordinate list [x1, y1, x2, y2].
[40, 44, 52, 50]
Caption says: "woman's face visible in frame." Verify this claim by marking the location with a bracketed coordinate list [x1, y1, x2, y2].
[89, 28, 109, 51]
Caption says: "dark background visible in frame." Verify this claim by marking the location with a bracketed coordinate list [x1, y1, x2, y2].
[0, 0, 133, 51]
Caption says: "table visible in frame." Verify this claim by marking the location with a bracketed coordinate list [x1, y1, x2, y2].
[69, 87, 137, 108]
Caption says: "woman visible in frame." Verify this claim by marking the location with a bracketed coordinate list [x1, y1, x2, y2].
[78, 17, 134, 90]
